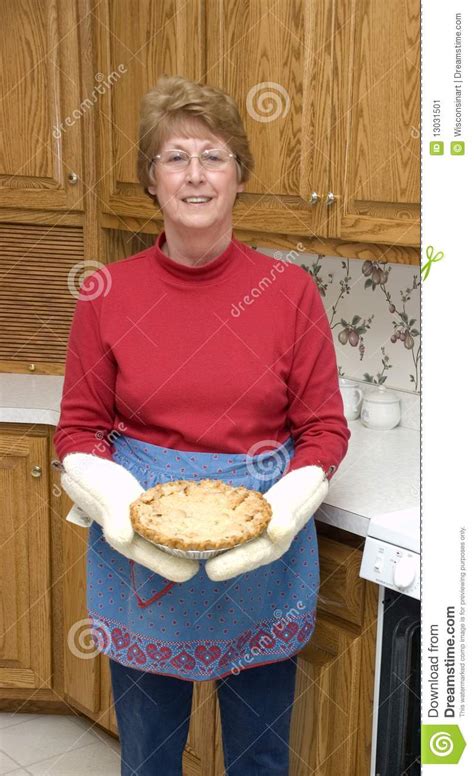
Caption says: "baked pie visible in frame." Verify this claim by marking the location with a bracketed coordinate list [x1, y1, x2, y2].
[130, 478, 272, 551]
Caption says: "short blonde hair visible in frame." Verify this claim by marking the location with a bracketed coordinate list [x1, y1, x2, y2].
[137, 74, 254, 199]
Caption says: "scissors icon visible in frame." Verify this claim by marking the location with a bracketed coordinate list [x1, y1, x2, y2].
[421, 245, 444, 281]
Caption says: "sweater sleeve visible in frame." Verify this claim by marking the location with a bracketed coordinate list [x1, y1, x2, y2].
[285, 274, 350, 479]
[53, 289, 117, 462]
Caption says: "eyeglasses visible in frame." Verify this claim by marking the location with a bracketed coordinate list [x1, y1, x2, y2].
[150, 148, 238, 172]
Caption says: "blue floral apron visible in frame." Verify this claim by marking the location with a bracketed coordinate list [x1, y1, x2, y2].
[87, 435, 320, 681]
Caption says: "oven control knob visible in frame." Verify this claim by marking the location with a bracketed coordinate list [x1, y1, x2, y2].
[393, 556, 417, 590]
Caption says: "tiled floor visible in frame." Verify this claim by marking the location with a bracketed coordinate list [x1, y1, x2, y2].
[0, 713, 121, 775]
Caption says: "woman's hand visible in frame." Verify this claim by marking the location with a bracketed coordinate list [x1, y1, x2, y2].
[61, 453, 199, 583]
[205, 465, 328, 582]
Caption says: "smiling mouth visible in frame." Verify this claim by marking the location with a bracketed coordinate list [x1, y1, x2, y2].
[182, 197, 213, 205]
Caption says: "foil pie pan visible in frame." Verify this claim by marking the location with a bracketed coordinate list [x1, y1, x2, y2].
[146, 537, 254, 560]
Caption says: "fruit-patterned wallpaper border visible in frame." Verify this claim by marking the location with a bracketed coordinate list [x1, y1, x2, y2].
[258, 246, 421, 394]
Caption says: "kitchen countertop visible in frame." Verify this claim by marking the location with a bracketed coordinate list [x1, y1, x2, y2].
[0, 373, 63, 426]
[320, 419, 419, 537]
[0, 373, 419, 538]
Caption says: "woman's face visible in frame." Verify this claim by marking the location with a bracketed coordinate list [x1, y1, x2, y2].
[147, 133, 245, 235]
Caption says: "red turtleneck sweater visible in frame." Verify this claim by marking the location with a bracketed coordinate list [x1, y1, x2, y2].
[53, 232, 350, 478]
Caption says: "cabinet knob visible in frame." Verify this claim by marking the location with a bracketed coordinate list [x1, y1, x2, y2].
[326, 192, 336, 206]
[308, 192, 320, 205]
[68, 172, 79, 185]
[28, 363, 36, 372]
[31, 466, 42, 478]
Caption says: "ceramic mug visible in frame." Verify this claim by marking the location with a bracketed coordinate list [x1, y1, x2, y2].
[339, 379, 363, 420]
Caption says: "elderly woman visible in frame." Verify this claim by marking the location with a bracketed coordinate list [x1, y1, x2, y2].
[54, 75, 350, 776]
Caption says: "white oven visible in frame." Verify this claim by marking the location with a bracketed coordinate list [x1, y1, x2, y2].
[360, 507, 421, 775]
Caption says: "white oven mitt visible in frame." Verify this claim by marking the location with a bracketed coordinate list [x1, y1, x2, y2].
[61, 453, 200, 583]
[205, 465, 329, 582]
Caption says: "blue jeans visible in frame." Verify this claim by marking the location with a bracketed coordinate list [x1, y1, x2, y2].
[109, 656, 298, 775]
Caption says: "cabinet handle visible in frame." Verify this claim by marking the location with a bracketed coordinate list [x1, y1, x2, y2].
[326, 192, 336, 206]
[68, 172, 79, 185]
[31, 466, 42, 478]
[28, 363, 36, 372]
[308, 192, 320, 205]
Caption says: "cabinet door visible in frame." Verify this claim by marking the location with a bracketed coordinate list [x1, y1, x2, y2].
[0, 0, 84, 211]
[329, 0, 420, 245]
[97, 0, 204, 218]
[288, 539, 378, 776]
[61, 496, 102, 715]
[288, 608, 373, 776]
[0, 223, 84, 376]
[206, 0, 333, 238]
[0, 433, 52, 689]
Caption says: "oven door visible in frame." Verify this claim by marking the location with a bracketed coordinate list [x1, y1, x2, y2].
[373, 586, 421, 775]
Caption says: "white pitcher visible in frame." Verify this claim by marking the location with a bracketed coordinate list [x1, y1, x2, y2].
[339, 378, 363, 420]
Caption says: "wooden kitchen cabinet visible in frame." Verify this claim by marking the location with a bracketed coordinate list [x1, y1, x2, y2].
[210, 0, 420, 246]
[96, 0, 419, 247]
[205, 0, 333, 238]
[0, 426, 53, 694]
[328, 0, 420, 246]
[0, 223, 84, 375]
[0, 0, 84, 212]
[0, 0, 104, 378]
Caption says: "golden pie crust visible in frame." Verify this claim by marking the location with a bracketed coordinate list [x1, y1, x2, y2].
[130, 479, 272, 551]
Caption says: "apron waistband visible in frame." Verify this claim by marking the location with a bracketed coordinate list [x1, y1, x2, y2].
[112, 434, 295, 481]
